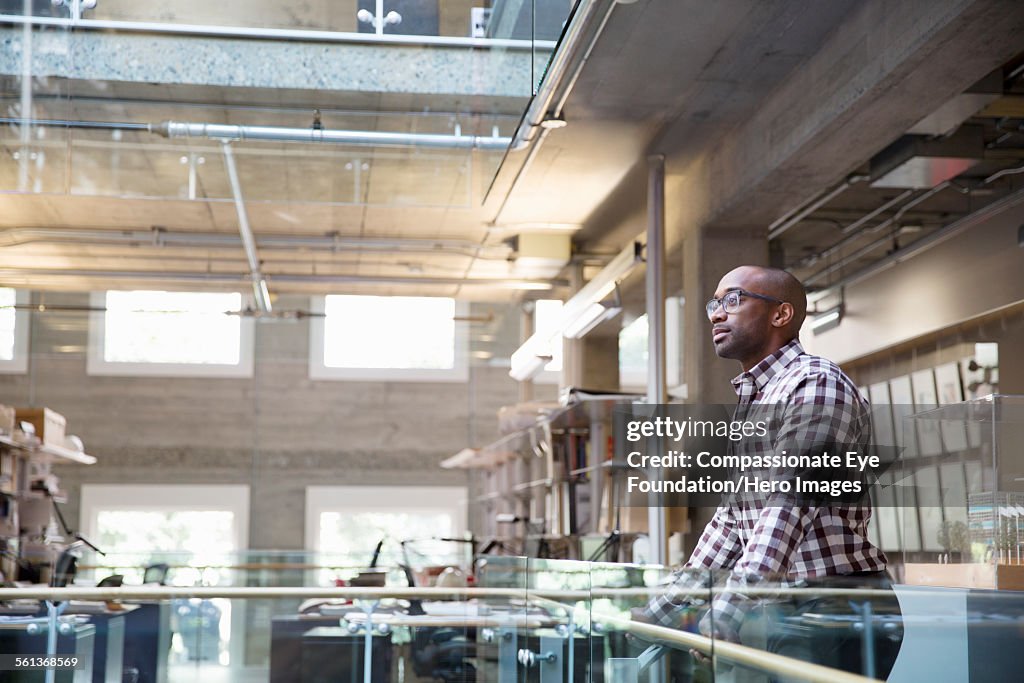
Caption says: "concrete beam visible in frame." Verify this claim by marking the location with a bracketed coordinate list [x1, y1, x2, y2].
[0, 28, 536, 97]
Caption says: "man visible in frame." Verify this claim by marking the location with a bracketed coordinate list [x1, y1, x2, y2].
[639, 265, 891, 676]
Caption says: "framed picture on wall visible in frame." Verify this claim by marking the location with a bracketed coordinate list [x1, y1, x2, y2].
[888, 375, 914, 452]
[935, 361, 968, 452]
[911, 369, 943, 456]
[868, 382, 896, 448]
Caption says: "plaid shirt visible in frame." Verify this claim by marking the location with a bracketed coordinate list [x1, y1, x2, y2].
[643, 339, 887, 638]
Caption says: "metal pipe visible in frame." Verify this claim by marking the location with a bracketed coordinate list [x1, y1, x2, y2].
[806, 185, 1024, 293]
[839, 189, 916, 235]
[646, 154, 667, 573]
[0, 13, 555, 50]
[803, 182, 951, 275]
[768, 175, 867, 240]
[0, 118, 511, 150]
[17, 0, 31, 192]
[155, 121, 511, 150]
[0, 267, 559, 289]
[221, 141, 271, 313]
[0, 227, 511, 257]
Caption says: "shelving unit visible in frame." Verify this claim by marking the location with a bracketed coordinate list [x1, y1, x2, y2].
[0, 421, 96, 581]
[443, 392, 644, 560]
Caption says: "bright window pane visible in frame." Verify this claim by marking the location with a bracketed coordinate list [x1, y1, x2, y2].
[619, 313, 648, 377]
[95, 510, 237, 586]
[104, 291, 242, 364]
[534, 299, 563, 372]
[323, 295, 455, 369]
[0, 288, 15, 361]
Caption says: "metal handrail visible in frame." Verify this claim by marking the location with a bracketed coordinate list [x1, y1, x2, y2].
[0, 13, 557, 50]
[0, 584, 913, 601]
[0, 584, 897, 683]
[603, 613, 882, 683]
[529, 595, 883, 683]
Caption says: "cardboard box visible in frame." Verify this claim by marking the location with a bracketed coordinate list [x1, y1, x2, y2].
[0, 404, 15, 436]
[14, 408, 67, 448]
[904, 562, 1024, 590]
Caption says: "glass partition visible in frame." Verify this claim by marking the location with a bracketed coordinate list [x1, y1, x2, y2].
[2, 0, 569, 42]
[21, 554, 1024, 681]
[0, 0, 575, 211]
[901, 396, 1024, 584]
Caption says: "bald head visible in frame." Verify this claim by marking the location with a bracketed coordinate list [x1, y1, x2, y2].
[741, 266, 807, 334]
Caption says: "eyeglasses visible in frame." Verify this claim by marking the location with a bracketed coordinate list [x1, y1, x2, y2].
[705, 289, 785, 320]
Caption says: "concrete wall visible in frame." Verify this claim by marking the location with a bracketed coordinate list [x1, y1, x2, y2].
[0, 292, 538, 550]
[803, 198, 1024, 365]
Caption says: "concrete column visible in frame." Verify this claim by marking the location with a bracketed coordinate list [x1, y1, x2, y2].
[681, 228, 770, 404]
[580, 334, 620, 391]
[561, 262, 586, 391]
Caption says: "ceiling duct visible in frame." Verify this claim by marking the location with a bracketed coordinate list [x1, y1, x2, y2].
[906, 70, 1002, 136]
[869, 125, 984, 189]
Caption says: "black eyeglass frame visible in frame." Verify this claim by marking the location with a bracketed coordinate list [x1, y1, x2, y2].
[705, 289, 786, 320]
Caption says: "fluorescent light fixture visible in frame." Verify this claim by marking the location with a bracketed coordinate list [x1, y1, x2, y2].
[508, 240, 642, 381]
[809, 304, 843, 335]
[509, 341, 554, 381]
[497, 281, 555, 291]
[562, 301, 621, 338]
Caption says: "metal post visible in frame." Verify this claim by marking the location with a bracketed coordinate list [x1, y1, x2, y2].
[497, 625, 518, 683]
[646, 153, 667, 683]
[221, 141, 272, 313]
[359, 600, 380, 683]
[858, 601, 875, 680]
[18, 0, 32, 192]
[646, 154, 667, 565]
[44, 601, 60, 683]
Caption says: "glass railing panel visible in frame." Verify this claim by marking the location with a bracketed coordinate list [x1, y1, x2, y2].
[901, 396, 1024, 584]
[525, 557, 591, 683]
[0, 585, 527, 682]
[475, 555, 530, 683]
[702, 569, 903, 683]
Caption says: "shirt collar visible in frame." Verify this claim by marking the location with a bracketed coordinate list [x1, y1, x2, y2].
[731, 338, 805, 394]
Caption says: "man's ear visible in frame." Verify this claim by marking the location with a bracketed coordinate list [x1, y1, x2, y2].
[772, 303, 794, 328]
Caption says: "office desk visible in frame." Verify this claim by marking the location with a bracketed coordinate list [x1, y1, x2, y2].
[0, 620, 95, 683]
[269, 615, 392, 683]
[121, 603, 170, 683]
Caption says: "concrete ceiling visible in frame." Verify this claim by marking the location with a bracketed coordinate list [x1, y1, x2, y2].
[3, 0, 1024, 314]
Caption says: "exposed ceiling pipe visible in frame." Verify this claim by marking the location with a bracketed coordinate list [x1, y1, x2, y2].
[0, 227, 512, 258]
[154, 121, 510, 150]
[0, 267, 561, 289]
[799, 183, 951, 269]
[221, 141, 272, 313]
[806, 185, 1024, 293]
[767, 174, 869, 240]
[0, 117, 511, 150]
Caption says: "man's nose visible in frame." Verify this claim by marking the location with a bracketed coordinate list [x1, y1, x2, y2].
[709, 303, 727, 323]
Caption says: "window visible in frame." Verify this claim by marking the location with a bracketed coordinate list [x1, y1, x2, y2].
[79, 485, 249, 668]
[0, 288, 29, 374]
[533, 298, 564, 383]
[306, 486, 468, 585]
[619, 297, 684, 395]
[309, 295, 468, 381]
[87, 291, 254, 377]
